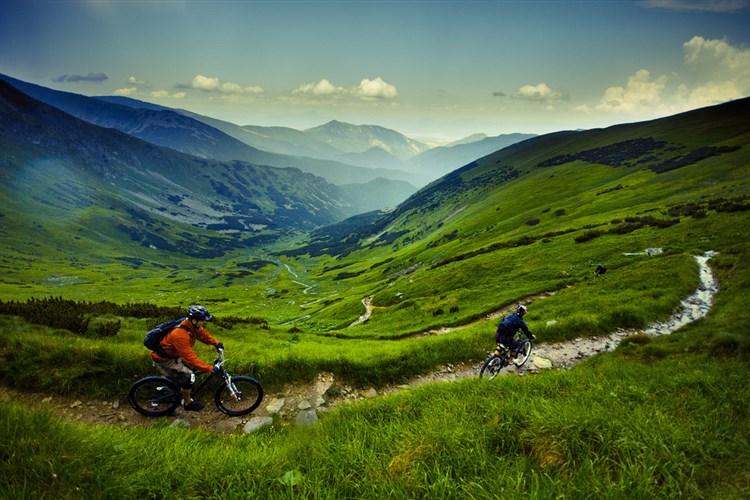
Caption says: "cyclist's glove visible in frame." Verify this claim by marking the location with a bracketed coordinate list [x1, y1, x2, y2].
[215, 341, 224, 352]
[211, 364, 221, 375]
[527, 332, 536, 340]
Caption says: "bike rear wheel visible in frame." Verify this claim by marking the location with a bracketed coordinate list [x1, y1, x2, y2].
[215, 376, 264, 416]
[128, 376, 181, 417]
[514, 341, 532, 367]
[479, 354, 505, 379]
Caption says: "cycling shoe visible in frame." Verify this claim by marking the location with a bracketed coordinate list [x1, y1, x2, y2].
[183, 400, 206, 412]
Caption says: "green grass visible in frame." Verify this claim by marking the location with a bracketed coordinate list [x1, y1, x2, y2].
[1, 241, 748, 498]
[2, 339, 748, 498]
[1, 99, 749, 497]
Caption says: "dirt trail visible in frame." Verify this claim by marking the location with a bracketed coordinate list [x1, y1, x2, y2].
[400, 251, 719, 385]
[0, 252, 718, 434]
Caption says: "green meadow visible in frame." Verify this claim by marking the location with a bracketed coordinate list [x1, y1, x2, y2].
[1, 99, 749, 497]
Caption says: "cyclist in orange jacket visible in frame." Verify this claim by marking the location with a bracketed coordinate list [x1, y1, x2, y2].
[151, 305, 224, 412]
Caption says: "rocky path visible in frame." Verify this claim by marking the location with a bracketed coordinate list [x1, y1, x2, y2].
[405, 251, 719, 384]
[1, 252, 718, 434]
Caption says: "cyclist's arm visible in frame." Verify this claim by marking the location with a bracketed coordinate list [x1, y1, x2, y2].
[172, 333, 213, 372]
[512, 316, 531, 336]
[196, 327, 221, 348]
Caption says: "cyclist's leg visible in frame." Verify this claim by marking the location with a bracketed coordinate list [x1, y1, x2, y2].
[495, 334, 513, 364]
[506, 337, 522, 364]
[155, 359, 196, 406]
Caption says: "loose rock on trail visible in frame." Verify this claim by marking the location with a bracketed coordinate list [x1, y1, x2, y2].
[1, 252, 719, 434]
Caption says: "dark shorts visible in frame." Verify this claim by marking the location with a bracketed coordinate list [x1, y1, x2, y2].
[495, 332, 521, 351]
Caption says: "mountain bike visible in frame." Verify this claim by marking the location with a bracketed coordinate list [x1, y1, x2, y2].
[128, 349, 263, 417]
[479, 333, 533, 379]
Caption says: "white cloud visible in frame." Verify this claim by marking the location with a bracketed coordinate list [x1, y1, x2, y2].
[288, 77, 398, 102]
[596, 69, 668, 113]
[512, 83, 567, 106]
[192, 74, 221, 91]
[683, 36, 750, 83]
[113, 87, 138, 96]
[293, 78, 346, 97]
[128, 75, 146, 85]
[190, 74, 263, 94]
[150, 90, 186, 99]
[675, 37, 750, 108]
[591, 36, 750, 116]
[354, 77, 398, 100]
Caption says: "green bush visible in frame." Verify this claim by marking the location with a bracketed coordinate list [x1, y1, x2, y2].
[92, 320, 121, 338]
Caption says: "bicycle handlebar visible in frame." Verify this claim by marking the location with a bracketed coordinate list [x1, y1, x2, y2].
[213, 348, 226, 368]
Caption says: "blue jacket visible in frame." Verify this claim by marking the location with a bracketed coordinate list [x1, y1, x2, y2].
[496, 312, 530, 337]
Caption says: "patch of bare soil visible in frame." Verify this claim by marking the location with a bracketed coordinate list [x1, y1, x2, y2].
[1, 252, 718, 435]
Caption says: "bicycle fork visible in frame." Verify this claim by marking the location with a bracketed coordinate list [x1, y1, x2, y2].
[224, 373, 241, 401]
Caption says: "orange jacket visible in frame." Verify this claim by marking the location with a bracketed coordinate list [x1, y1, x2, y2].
[150, 319, 220, 373]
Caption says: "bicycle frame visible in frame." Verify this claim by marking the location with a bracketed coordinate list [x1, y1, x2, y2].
[480, 332, 533, 378]
[496, 332, 530, 357]
[189, 350, 230, 399]
[129, 348, 264, 417]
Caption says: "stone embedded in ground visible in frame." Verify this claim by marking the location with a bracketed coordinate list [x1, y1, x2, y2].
[243, 416, 273, 433]
[296, 410, 318, 425]
[315, 372, 335, 396]
[531, 357, 553, 370]
[360, 388, 377, 398]
[215, 417, 243, 434]
[266, 398, 285, 414]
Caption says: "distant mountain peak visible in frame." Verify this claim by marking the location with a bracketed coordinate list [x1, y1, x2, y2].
[447, 133, 489, 147]
[304, 119, 431, 160]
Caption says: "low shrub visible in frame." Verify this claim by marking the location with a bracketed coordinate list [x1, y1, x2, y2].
[620, 334, 652, 346]
[92, 320, 121, 338]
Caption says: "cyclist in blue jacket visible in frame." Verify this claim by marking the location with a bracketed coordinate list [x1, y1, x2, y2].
[495, 304, 535, 364]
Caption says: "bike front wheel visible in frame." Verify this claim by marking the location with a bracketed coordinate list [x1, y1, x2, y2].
[128, 376, 181, 416]
[514, 341, 532, 368]
[215, 376, 264, 416]
[479, 355, 504, 379]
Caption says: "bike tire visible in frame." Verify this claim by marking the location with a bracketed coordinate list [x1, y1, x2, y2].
[128, 376, 181, 417]
[215, 376, 264, 416]
[514, 341, 532, 368]
[479, 355, 504, 379]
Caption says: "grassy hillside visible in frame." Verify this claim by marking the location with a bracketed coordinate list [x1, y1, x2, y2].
[1, 98, 749, 497]
[1, 250, 748, 497]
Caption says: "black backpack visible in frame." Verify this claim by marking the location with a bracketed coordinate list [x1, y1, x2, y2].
[144, 318, 188, 358]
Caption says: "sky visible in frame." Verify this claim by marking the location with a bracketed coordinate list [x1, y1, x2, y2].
[1, 0, 749, 143]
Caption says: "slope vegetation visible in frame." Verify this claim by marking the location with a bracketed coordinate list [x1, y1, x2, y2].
[1, 98, 749, 498]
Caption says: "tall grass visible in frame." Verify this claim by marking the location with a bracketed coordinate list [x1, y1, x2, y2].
[2, 347, 748, 498]
[1, 248, 748, 497]
[1, 108, 749, 496]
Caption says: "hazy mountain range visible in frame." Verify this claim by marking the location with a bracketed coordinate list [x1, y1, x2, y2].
[0, 78, 369, 258]
[0, 75, 535, 189]
[5, 72, 745, 269]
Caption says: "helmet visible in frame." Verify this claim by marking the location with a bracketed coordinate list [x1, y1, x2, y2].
[187, 305, 213, 321]
[516, 304, 528, 316]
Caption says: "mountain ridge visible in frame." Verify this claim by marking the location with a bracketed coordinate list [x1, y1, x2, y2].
[3, 75, 539, 187]
[0, 78, 377, 259]
[281, 96, 750, 262]
[0, 74, 420, 190]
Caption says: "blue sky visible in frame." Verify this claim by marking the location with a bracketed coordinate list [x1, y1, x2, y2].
[2, 0, 749, 142]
